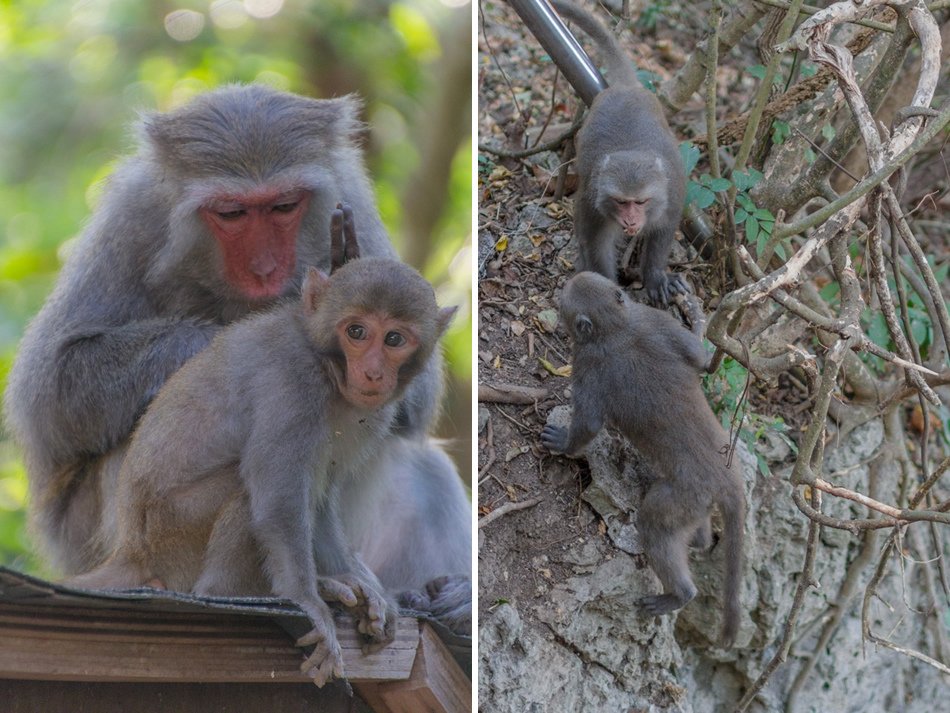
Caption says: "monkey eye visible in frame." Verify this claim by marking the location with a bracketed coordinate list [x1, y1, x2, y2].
[272, 201, 299, 214]
[346, 324, 367, 340]
[614, 198, 629, 207]
[384, 331, 407, 347]
[634, 198, 648, 206]
[216, 208, 247, 220]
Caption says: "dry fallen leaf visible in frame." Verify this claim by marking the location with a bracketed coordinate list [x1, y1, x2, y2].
[511, 320, 526, 337]
[539, 357, 572, 377]
[494, 235, 509, 252]
[505, 445, 530, 462]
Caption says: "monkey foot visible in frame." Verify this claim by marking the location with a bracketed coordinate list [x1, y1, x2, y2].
[540, 424, 569, 454]
[398, 575, 472, 636]
[323, 573, 396, 647]
[297, 626, 345, 687]
[638, 592, 692, 617]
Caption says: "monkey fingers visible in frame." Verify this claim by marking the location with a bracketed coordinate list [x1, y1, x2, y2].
[540, 424, 569, 454]
[296, 625, 345, 688]
[317, 576, 360, 608]
[322, 573, 396, 645]
[329, 202, 360, 273]
[647, 272, 691, 307]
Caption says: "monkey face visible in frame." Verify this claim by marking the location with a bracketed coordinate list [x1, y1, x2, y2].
[612, 197, 649, 236]
[596, 150, 668, 236]
[335, 314, 421, 410]
[200, 189, 312, 301]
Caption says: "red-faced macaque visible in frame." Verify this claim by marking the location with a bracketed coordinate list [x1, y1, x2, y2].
[67, 255, 457, 685]
[541, 272, 744, 646]
[3, 85, 470, 635]
[551, 0, 688, 305]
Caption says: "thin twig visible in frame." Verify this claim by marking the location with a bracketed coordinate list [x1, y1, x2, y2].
[478, 496, 544, 529]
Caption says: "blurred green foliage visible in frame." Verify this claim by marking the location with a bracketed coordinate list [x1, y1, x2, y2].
[0, 0, 473, 571]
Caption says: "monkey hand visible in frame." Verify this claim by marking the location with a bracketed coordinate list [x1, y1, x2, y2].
[644, 269, 690, 306]
[540, 424, 569, 454]
[296, 604, 344, 687]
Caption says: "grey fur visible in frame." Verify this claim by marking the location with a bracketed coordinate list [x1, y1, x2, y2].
[541, 272, 743, 646]
[3, 85, 469, 633]
[65, 258, 459, 682]
[552, 0, 688, 305]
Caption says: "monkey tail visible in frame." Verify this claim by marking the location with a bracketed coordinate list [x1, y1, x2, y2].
[548, 0, 641, 88]
[718, 493, 744, 647]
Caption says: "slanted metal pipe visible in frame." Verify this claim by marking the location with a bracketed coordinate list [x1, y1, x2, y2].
[505, 0, 605, 107]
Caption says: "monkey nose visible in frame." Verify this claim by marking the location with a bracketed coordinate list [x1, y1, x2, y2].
[249, 252, 277, 278]
[364, 370, 383, 382]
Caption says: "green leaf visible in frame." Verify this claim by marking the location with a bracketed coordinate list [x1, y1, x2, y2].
[805, 147, 817, 164]
[680, 142, 700, 174]
[819, 280, 840, 301]
[746, 215, 760, 244]
[748, 64, 767, 80]
[773, 241, 787, 261]
[732, 168, 764, 192]
[735, 208, 749, 224]
[736, 193, 756, 211]
[821, 124, 836, 141]
[865, 309, 890, 348]
[687, 183, 716, 210]
[772, 120, 790, 145]
[753, 208, 774, 221]
[707, 177, 732, 192]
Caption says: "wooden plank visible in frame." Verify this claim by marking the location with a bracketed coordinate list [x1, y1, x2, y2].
[0, 680, 365, 713]
[357, 624, 472, 713]
[0, 602, 417, 684]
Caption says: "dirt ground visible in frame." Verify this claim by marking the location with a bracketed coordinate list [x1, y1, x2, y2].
[476, 0, 718, 660]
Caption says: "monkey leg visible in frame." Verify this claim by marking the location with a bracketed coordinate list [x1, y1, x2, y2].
[637, 484, 700, 616]
[64, 551, 151, 591]
[194, 491, 270, 596]
[689, 517, 713, 550]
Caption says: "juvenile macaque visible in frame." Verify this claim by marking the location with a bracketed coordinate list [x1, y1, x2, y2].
[3, 85, 470, 632]
[68, 251, 457, 685]
[551, 0, 688, 305]
[541, 272, 743, 646]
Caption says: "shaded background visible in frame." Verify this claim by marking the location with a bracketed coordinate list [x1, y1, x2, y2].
[0, 0, 473, 575]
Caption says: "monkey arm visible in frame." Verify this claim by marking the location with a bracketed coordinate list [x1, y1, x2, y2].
[239, 424, 344, 686]
[541, 389, 605, 456]
[639, 225, 689, 306]
[7, 315, 217, 465]
[312, 483, 397, 645]
[574, 199, 617, 280]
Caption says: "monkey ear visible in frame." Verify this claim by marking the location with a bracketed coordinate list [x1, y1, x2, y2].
[436, 305, 459, 337]
[614, 289, 624, 305]
[302, 267, 331, 314]
[574, 315, 594, 342]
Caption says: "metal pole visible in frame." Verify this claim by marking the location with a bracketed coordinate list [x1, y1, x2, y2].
[505, 0, 606, 107]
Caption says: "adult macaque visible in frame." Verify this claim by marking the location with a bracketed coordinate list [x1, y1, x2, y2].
[3, 85, 470, 632]
[551, 0, 688, 305]
[541, 272, 743, 646]
[67, 255, 456, 685]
